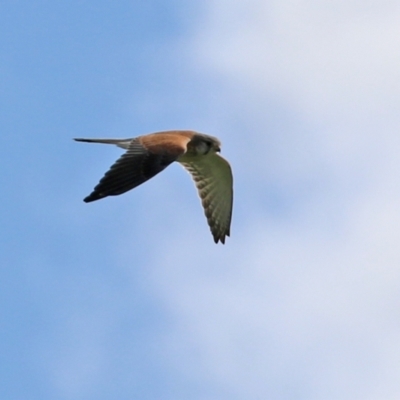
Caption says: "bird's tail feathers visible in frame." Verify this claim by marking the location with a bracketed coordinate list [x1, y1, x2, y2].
[74, 138, 131, 149]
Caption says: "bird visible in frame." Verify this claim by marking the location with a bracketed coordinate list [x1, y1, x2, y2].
[74, 130, 233, 244]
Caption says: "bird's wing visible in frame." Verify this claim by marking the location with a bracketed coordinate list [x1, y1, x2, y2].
[83, 136, 189, 202]
[180, 153, 233, 244]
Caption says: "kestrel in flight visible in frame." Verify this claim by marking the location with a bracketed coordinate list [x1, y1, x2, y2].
[74, 130, 233, 244]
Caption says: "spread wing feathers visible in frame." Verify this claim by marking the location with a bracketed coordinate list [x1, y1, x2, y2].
[180, 154, 233, 244]
[83, 138, 185, 202]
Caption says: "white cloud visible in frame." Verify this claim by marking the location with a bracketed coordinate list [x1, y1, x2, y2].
[193, 0, 400, 115]
[122, 1, 400, 399]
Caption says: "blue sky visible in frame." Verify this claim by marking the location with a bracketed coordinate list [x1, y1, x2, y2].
[2, 1, 400, 399]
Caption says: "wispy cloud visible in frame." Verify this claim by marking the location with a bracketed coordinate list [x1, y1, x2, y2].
[119, 1, 400, 399]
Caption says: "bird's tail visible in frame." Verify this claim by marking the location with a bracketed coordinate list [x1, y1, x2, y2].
[74, 138, 131, 149]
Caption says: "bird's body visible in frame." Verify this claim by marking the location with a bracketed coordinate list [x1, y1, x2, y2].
[74, 130, 233, 244]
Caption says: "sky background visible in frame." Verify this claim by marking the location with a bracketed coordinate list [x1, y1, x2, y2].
[1, 1, 400, 399]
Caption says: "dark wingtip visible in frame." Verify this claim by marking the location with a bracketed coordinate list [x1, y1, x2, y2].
[214, 235, 226, 244]
[213, 229, 230, 244]
[83, 192, 105, 203]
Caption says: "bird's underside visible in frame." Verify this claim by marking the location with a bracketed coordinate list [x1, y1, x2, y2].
[74, 130, 233, 244]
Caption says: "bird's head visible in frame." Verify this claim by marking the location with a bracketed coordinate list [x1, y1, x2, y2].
[193, 134, 222, 155]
